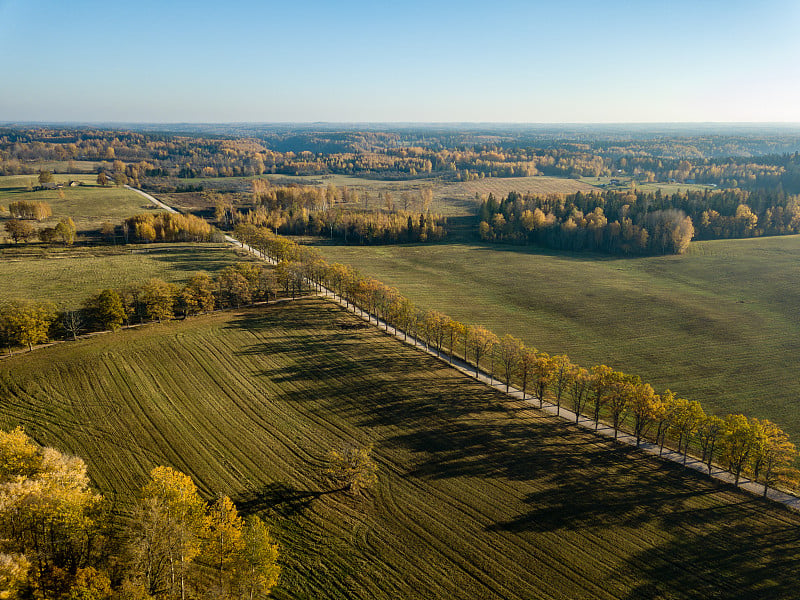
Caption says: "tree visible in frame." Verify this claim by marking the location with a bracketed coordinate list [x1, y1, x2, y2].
[749, 419, 796, 496]
[567, 365, 591, 423]
[517, 347, 538, 401]
[0, 301, 56, 351]
[0, 428, 105, 598]
[721, 414, 754, 486]
[37, 170, 53, 185]
[96, 172, 109, 187]
[468, 326, 497, 379]
[550, 354, 572, 416]
[235, 516, 279, 600]
[590, 365, 616, 430]
[180, 274, 216, 316]
[91, 289, 126, 331]
[4, 219, 34, 243]
[697, 414, 725, 474]
[55, 217, 77, 246]
[668, 397, 705, 464]
[324, 444, 378, 495]
[532, 352, 555, 408]
[204, 495, 244, 598]
[215, 267, 252, 309]
[130, 467, 209, 600]
[60, 309, 86, 341]
[497, 335, 523, 392]
[629, 382, 661, 446]
[139, 279, 176, 323]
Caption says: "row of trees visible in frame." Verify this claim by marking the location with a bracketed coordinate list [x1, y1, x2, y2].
[4, 217, 77, 245]
[242, 207, 447, 244]
[124, 213, 214, 243]
[7, 200, 52, 220]
[234, 224, 798, 493]
[0, 262, 306, 352]
[0, 427, 279, 600]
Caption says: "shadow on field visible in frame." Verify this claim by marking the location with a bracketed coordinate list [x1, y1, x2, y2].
[238, 481, 325, 517]
[225, 300, 800, 599]
[147, 247, 251, 274]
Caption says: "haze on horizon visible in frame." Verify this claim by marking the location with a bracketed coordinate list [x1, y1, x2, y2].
[1, 0, 798, 124]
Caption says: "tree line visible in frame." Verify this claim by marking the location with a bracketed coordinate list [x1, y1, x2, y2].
[478, 192, 694, 255]
[234, 224, 799, 493]
[477, 186, 800, 254]
[0, 262, 307, 352]
[0, 427, 279, 600]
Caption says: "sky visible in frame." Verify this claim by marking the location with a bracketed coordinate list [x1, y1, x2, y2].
[1, 0, 799, 123]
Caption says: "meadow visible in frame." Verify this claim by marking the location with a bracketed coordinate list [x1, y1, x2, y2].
[0, 174, 157, 234]
[312, 236, 800, 439]
[0, 243, 256, 309]
[1, 297, 798, 599]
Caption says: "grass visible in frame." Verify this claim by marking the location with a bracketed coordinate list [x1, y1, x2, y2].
[0, 174, 159, 234]
[312, 236, 800, 440]
[1, 297, 799, 599]
[0, 243, 257, 309]
[578, 176, 717, 194]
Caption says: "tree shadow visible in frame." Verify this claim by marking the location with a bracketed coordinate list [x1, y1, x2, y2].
[237, 481, 326, 517]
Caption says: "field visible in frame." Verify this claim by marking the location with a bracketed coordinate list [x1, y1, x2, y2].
[312, 236, 800, 439]
[0, 174, 158, 234]
[171, 173, 600, 217]
[0, 243, 256, 309]
[578, 176, 717, 194]
[1, 297, 798, 599]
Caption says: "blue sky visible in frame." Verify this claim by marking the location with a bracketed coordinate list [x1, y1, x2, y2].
[1, 0, 798, 123]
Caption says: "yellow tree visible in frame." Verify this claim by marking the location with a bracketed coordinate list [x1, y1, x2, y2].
[517, 346, 539, 401]
[324, 444, 378, 495]
[749, 419, 796, 496]
[469, 326, 496, 379]
[668, 397, 705, 464]
[567, 365, 591, 423]
[721, 414, 755, 486]
[630, 382, 661, 446]
[133, 466, 210, 600]
[139, 279, 177, 323]
[497, 334, 523, 392]
[1, 301, 57, 351]
[590, 365, 617, 430]
[235, 516, 280, 600]
[697, 414, 725, 474]
[531, 352, 555, 408]
[204, 495, 244, 598]
[550, 354, 572, 416]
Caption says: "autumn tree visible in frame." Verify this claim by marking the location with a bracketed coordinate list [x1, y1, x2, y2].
[749, 419, 796, 496]
[37, 170, 53, 185]
[180, 274, 216, 316]
[0, 301, 56, 351]
[55, 217, 77, 246]
[88, 289, 126, 331]
[550, 354, 572, 416]
[129, 466, 209, 600]
[0, 428, 105, 598]
[531, 352, 555, 408]
[59, 309, 86, 341]
[668, 397, 705, 464]
[235, 516, 280, 600]
[4, 219, 34, 243]
[721, 414, 754, 486]
[497, 335, 523, 392]
[324, 444, 378, 495]
[215, 267, 252, 308]
[567, 365, 591, 423]
[139, 278, 176, 322]
[629, 382, 661, 446]
[468, 326, 497, 379]
[697, 414, 725, 474]
[96, 172, 109, 187]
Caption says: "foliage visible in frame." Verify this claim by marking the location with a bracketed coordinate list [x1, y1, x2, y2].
[324, 444, 378, 494]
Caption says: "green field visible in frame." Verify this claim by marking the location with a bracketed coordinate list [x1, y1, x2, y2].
[578, 176, 717, 194]
[0, 174, 158, 234]
[0, 243, 255, 309]
[1, 297, 798, 599]
[312, 236, 800, 439]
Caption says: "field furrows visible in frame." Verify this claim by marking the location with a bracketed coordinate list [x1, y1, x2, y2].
[1, 297, 799, 599]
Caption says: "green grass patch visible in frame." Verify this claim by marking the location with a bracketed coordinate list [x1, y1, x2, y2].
[0, 174, 159, 234]
[312, 237, 800, 439]
[1, 297, 798, 599]
[0, 243, 256, 309]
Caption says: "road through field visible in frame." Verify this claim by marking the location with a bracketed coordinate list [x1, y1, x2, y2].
[131, 186, 800, 511]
